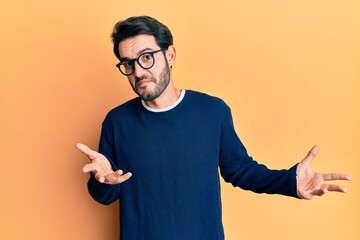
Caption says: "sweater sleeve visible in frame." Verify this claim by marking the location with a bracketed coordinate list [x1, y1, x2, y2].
[218, 107, 299, 198]
[86, 115, 121, 205]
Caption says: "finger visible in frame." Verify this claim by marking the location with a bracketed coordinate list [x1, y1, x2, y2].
[93, 172, 106, 183]
[111, 171, 132, 183]
[104, 171, 132, 184]
[298, 188, 313, 200]
[302, 145, 319, 166]
[82, 163, 97, 173]
[98, 176, 105, 183]
[324, 184, 348, 193]
[76, 143, 99, 160]
[311, 184, 347, 197]
[298, 182, 348, 200]
[323, 173, 352, 181]
[315, 188, 328, 196]
[301, 186, 328, 199]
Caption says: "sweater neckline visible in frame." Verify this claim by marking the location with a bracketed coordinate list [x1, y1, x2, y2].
[141, 90, 186, 113]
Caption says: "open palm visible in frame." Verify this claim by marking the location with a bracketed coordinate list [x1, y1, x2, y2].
[76, 143, 132, 184]
[296, 145, 351, 200]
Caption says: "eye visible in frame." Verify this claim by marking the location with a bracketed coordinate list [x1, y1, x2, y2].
[121, 61, 134, 68]
[140, 53, 152, 62]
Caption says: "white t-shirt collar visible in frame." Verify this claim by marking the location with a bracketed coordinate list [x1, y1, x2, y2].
[141, 90, 186, 113]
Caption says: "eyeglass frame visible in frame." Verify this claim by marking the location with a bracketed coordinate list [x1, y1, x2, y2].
[115, 49, 165, 76]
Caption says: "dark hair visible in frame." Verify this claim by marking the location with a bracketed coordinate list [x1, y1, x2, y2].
[111, 16, 173, 60]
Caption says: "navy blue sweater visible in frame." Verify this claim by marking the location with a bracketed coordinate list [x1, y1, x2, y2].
[87, 90, 298, 240]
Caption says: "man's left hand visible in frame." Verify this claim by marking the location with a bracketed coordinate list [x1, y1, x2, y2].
[296, 145, 351, 200]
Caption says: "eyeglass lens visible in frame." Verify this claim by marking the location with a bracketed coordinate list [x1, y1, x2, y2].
[119, 52, 155, 76]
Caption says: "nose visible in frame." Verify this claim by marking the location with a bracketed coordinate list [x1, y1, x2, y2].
[132, 61, 147, 78]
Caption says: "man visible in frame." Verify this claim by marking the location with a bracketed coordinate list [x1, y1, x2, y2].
[76, 16, 350, 240]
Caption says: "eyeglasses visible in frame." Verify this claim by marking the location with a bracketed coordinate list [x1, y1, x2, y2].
[116, 49, 164, 76]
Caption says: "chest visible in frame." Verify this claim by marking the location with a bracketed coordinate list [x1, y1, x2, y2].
[113, 114, 221, 179]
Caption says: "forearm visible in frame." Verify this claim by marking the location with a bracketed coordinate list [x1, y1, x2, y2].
[221, 160, 299, 198]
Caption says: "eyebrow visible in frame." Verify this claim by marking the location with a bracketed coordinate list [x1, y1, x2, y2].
[120, 47, 155, 61]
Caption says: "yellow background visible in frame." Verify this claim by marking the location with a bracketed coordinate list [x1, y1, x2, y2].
[1, 0, 359, 239]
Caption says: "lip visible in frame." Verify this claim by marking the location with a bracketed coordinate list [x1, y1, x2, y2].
[137, 79, 153, 88]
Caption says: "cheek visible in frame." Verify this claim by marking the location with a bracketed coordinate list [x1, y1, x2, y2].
[127, 77, 136, 86]
[151, 63, 167, 77]
[153, 57, 167, 71]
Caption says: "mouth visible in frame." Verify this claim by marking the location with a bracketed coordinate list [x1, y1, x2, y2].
[137, 79, 154, 88]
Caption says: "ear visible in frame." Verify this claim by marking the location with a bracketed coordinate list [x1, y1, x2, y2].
[165, 45, 176, 67]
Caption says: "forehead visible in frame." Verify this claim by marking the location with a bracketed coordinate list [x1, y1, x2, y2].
[118, 34, 159, 59]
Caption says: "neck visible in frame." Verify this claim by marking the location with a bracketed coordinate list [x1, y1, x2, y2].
[143, 83, 181, 109]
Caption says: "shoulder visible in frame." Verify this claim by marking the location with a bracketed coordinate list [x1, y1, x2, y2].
[103, 97, 140, 123]
[185, 90, 230, 112]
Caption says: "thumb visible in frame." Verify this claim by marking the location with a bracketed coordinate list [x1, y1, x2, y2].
[302, 145, 319, 166]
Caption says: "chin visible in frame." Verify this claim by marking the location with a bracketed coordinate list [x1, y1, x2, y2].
[140, 92, 159, 101]
[136, 88, 152, 100]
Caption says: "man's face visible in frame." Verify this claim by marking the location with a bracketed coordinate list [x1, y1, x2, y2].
[118, 34, 171, 101]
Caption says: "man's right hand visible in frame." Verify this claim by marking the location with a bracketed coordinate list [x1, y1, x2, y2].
[76, 143, 132, 184]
